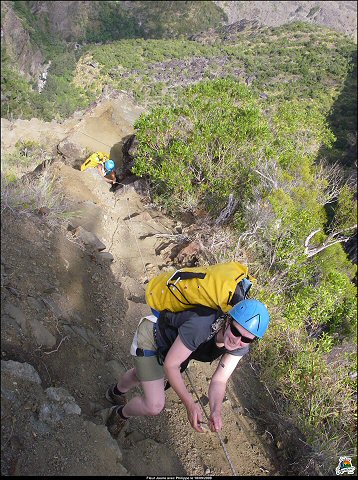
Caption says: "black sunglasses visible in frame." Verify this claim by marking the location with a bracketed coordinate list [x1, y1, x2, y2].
[228, 319, 256, 343]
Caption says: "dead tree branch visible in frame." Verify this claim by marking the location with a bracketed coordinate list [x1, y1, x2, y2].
[304, 225, 357, 258]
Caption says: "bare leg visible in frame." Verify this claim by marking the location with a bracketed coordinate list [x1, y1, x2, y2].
[103, 177, 114, 185]
[107, 171, 116, 184]
[122, 378, 165, 418]
[116, 368, 140, 393]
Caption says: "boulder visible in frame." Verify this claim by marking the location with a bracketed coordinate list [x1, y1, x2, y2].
[57, 139, 87, 168]
[121, 134, 138, 176]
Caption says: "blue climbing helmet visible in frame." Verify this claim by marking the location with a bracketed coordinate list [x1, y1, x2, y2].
[105, 159, 115, 172]
[228, 299, 270, 338]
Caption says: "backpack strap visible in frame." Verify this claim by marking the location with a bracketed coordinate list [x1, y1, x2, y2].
[166, 270, 206, 306]
[168, 270, 206, 282]
[229, 277, 252, 306]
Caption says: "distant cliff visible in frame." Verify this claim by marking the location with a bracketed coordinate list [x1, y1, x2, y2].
[1, 1, 44, 81]
[26, 0, 94, 41]
[214, 1, 357, 39]
[2, 0, 356, 84]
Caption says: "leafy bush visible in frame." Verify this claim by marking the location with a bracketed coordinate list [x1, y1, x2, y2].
[253, 317, 356, 464]
[133, 80, 269, 214]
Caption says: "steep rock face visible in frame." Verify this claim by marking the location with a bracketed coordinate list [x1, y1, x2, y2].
[29, 0, 93, 42]
[214, 1, 357, 39]
[1, 1, 44, 81]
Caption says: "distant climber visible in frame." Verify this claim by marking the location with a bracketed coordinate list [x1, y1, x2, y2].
[80, 151, 122, 191]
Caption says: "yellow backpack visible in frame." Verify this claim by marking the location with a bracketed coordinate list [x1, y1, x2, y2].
[80, 152, 109, 171]
[145, 261, 254, 313]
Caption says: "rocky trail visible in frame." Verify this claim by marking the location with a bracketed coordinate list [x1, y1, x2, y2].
[1, 93, 310, 477]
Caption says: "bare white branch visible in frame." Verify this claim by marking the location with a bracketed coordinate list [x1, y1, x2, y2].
[304, 225, 357, 257]
[254, 168, 278, 189]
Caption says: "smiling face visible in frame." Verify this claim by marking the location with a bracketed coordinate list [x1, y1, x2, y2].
[223, 319, 256, 350]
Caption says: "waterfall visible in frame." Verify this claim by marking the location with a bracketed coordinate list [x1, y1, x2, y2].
[38, 60, 52, 93]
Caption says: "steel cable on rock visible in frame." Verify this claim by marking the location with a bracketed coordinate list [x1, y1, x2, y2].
[107, 189, 123, 252]
[105, 178, 238, 475]
[124, 195, 149, 282]
[77, 130, 113, 148]
[184, 369, 238, 476]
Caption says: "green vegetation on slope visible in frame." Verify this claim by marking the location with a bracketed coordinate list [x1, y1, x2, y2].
[2, 1, 94, 120]
[1, 40, 93, 121]
[116, 0, 227, 39]
[131, 78, 357, 472]
[1, 45, 37, 119]
[1, 0, 226, 120]
[11, 0, 67, 60]
[85, 22, 357, 167]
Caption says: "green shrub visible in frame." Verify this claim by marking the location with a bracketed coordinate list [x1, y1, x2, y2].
[133, 79, 270, 214]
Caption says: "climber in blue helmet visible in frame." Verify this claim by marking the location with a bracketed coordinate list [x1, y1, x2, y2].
[96, 157, 122, 191]
[104, 294, 270, 438]
[104, 159, 115, 172]
[81, 151, 125, 192]
[227, 299, 270, 338]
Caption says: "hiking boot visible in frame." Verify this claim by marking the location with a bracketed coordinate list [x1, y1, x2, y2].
[105, 384, 127, 406]
[106, 405, 127, 437]
[110, 184, 123, 193]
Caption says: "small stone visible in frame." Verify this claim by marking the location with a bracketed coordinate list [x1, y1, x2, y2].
[204, 465, 211, 475]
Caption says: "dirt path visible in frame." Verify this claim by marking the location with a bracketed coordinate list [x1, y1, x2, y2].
[1, 94, 289, 476]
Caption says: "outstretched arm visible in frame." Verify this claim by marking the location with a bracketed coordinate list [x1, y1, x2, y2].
[208, 353, 242, 432]
[97, 164, 116, 184]
[97, 164, 105, 177]
[164, 336, 205, 433]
